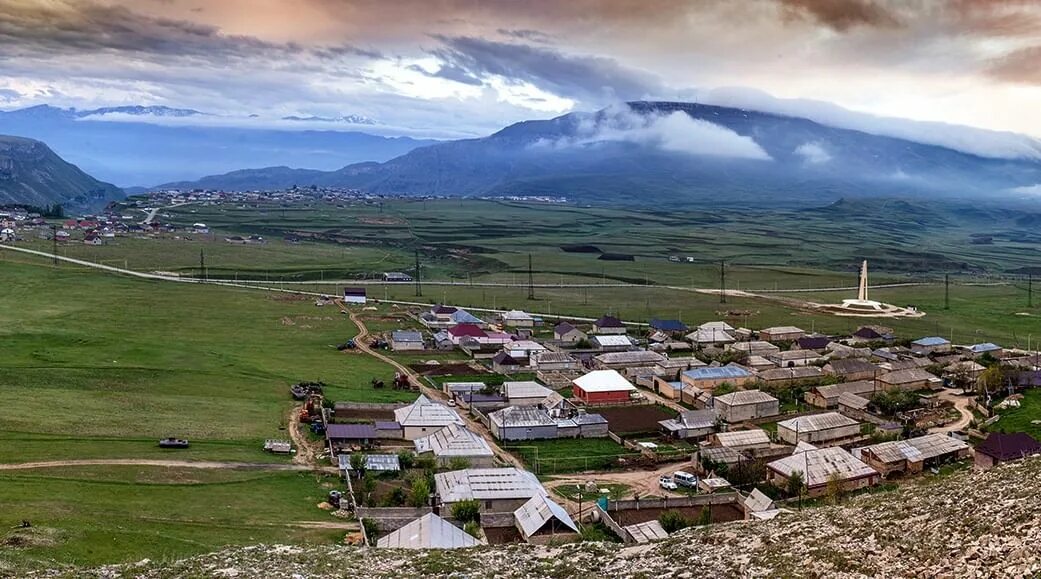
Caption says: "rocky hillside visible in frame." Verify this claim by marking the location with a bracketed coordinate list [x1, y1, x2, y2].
[0, 135, 122, 207]
[24, 457, 1041, 578]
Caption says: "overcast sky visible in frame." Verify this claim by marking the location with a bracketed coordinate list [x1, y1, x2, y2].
[2, 0, 1041, 139]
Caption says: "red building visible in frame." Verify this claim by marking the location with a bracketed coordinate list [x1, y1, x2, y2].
[572, 370, 637, 404]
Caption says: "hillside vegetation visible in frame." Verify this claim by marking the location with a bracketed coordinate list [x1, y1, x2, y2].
[0, 135, 122, 207]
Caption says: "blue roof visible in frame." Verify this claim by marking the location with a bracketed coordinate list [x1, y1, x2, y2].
[650, 319, 688, 332]
[913, 336, 950, 346]
[451, 310, 484, 324]
[683, 366, 752, 380]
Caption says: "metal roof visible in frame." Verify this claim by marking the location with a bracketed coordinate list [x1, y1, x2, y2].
[573, 370, 637, 393]
[451, 310, 484, 324]
[503, 309, 534, 320]
[772, 349, 820, 361]
[414, 424, 494, 458]
[489, 406, 556, 428]
[435, 468, 546, 502]
[714, 389, 777, 406]
[768, 446, 878, 488]
[837, 392, 869, 410]
[684, 365, 753, 381]
[394, 395, 465, 427]
[912, 336, 950, 346]
[855, 434, 969, 464]
[698, 445, 743, 464]
[514, 494, 578, 537]
[758, 367, 823, 381]
[624, 520, 670, 543]
[594, 350, 666, 365]
[649, 319, 688, 332]
[777, 412, 858, 433]
[969, 342, 1002, 353]
[534, 351, 575, 364]
[365, 454, 401, 471]
[714, 429, 771, 448]
[572, 412, 608, 425]
[503, 381, 553, 400]
[686, 328, 736, 343]
[699, 321, 735, 332]
[878, 368, 940, 384]
[592, 335, 634, 347]
[825, 359, 879, 375]
[444, 382, 487, 393]
[376, 513, 483, 549]
[392, 330, 423, 342]
[326, 423, 379, 439]
[761, 326, 805, 335]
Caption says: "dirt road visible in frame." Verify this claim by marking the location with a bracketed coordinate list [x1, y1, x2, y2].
[348, 311, 525, 469]
[0, 459, 314, 471]
[930, 389, 976, 434]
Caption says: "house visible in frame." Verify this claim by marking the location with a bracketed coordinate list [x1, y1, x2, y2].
[592, 350, 666, 371]
[343, 287, 367, 304]
[503, 381, 553, 407]
[450, 309, 486, 326]
[850, 325, 895, 343]
[434, 468, 546, 512]
[489, 406, 559, 441]
[326, 423, 380, 449]
[654, 357, 705, 381]
[727, 341, 781, 358]
[967, 343, 1003, 358]
[853, 434, 970, 476]
[391, 330, 425, 351]
[54, 230, 70, 242]
[796, 335, 831, 351]
[823, 359, 880, 382]
[776, 412, 860, 445]
[505, 340, 548, 362]
[492, 352, 523, 374]
[649, 319, 688, 333]
[713, 390, 780, 423]
[447, 324, 488, 345]
[766, 444, 880, 497]
[502, 310, 535, 328]
[709, 429, 772, 452]
[696, 446, 746, 471]
[757, 366, 824, 385]
[686, 327, 736, 346]
[514, 494, 579, 544]
[394, 395, 464, 440]
[531, 351, 579, 372]
[974, 432, 1041, 470]
[768, 349, 824, 367]
[568, 412, 610, 438]
[653, 378, 687, 401]
[742, 488, 777, 519]
[593, 315, 626, 335]
[572, 370, 638, 404]
[944, 360, 985, 383]
[553, 322, 587, 344]
[759, 326, 806, 342]
[911, 336, 952, 355]
[659, 409, 718, 440]
[591, 334, 634, 351]
[0, 227, 14, 242]
[83, 231, 103, 245]
[680, 365, 756, 392]
[876, 368, 942, 392]
[376, 513, 484, 549]
[745, 356, 777, 372]
[414, 424, 495, 468]
[541, 392, 577, 416]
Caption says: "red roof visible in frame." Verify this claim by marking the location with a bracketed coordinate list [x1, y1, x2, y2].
[448, 324, 486, 338]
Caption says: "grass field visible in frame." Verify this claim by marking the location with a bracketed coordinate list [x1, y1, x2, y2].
[0, 466, 342, 572]
[991, 390, 1041, 440]
[504, 438, 638, 474]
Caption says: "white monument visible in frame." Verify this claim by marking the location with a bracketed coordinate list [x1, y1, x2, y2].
[817, 260, 924, 318]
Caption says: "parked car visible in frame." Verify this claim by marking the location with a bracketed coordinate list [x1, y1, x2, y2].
[659, 475, 678, 491]
[158, 438, 189, 449]
[673, 471, 698, 488]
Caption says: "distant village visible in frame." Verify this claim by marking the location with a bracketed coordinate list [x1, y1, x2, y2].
[295, 288, 1041, 548]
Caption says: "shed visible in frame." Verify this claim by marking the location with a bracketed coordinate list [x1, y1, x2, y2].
[514, 494, 579, 544]
[343, 287, 367, 304]
[489, 406, 559, 441]
[659, 409, 718, 439]
[686, 327, 736, 345]
[376, 513, 484, 549]
[854, 434, 970, 476]
[804, 381, 876, 409]
[391, 330, 425, 351]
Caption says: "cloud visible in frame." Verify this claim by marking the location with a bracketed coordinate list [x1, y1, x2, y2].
[406, 63, 483, 86]
[541, 107, 772, 161]
[429, 36, 664, 105]
[497, 28, 554, 43]
[987, 46, 1041, 85]
[0, 88, 21, 102]
[777, 0, 902, 31]
[794, 141, 831, 164]
[1010, 184, 1041, 196]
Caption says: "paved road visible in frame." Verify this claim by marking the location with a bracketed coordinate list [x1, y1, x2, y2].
[348, 311, 525, 469]
[0, 459, 315, 471]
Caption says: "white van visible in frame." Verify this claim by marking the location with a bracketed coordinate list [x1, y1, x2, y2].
[673, 471, 698, 488]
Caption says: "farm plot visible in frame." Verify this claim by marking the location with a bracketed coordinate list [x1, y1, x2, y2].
[597, 405, 678, 436]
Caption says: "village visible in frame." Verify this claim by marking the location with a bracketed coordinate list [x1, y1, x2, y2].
[274, 285, 1041, 550]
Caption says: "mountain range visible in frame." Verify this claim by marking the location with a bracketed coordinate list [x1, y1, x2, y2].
[0, 135, 122, 207]
[158, 101, 1041, 208]
[0, 105, 437, 187]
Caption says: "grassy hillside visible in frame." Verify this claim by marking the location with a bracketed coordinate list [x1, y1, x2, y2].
[0, 135, 122, 207]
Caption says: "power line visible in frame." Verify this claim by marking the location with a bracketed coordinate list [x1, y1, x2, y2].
[527, 253, 535, 300]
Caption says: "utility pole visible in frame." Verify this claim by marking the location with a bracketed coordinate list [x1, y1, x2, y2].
[199, 249, 206, 281]
[527, 253, 535, 300]
[414, 247, 422, 297]
[1029, 275, 1033, 308]
[719, 260, 727, 304]
[944, 274, 950, 310]
[51, 225, 58, 266]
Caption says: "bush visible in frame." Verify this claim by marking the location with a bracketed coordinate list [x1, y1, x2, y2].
[362, 518, 379, 545]
[451, 499, 481, 524]
[397, 450, 415, 470]
[384, 487, 407, 507]
[463, 521, 482, 540]
[447, 457, 471, 471]
[695, 506, 712, 526]
[349, 453, 365, 475]
[658, 510, 692, 533]
[408, 478, 430, 507]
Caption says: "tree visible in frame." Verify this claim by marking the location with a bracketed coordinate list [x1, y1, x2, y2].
[447, 457, 472, 471]
[727, 460, 766, 488]
[384, 487, 406, 507]
[979, 365, 1012, 399]
[658, 510, 692, 533]
[786, 470, 806, 501]
[695, 506, 712, 526]
[463, 521, 482, 540]
[361, 471, 377, 504]
[349, 453, 365, 476]
[397, 450, 415, 470]
[450, 499, 481, 524]
[408, 477, 430, 507]
[824, 472, 844, 505]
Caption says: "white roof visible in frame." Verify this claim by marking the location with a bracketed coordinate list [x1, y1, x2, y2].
[376, 513, 483, 549]
[714, 389, 778, 407]
[592, 335, 633, 347]
[714, 429, 771, 448]
[508, 340, 547, 352]
[394, 394, 464, 428]
[573, 370, 637, 393]
[503, 381, 553, 400]
[514, 494, 578, 537]
[768, 446, 877, 488]
[686, 328, 736, 344]
[593, 350, 667, 365]
[435, 468, 546, 503]
[699, 321, 735, 332]
[503, 310, 534, 320]
[414, 424, 494, 458]
[777, 412, 858, 433]
[762, 326, 805, 334]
